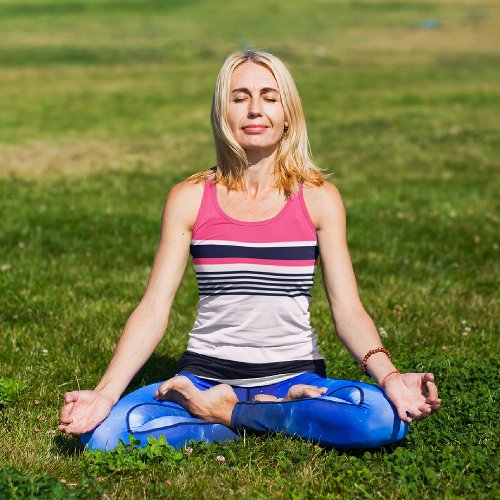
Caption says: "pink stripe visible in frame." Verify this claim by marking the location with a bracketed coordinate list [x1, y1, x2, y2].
[193, 258, 317, 266]
[191, 176, 317, 242]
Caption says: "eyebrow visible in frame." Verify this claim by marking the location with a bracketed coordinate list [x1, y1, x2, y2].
[231, 87, 279, 94]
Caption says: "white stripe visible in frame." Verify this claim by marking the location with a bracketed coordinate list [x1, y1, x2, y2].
[191, 239, 317, 247]
[194, 263, 315, 274]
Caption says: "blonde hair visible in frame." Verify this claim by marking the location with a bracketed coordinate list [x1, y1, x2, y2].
[187, 49, 326, 196]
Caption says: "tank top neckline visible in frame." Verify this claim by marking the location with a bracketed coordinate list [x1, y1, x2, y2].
[208, 175, 300, 227]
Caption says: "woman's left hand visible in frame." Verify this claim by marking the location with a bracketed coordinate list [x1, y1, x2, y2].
[381, 372, 441, 423]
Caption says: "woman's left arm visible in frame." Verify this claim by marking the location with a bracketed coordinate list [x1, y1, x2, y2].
[303, 182, 441, 422]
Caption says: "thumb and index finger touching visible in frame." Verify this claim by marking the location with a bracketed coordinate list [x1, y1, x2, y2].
[421, 372, 442, 408]
[59, 391, 80, 423]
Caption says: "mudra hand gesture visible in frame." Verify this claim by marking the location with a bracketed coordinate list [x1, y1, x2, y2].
[381, 372, 441, 423]
[58, 390, 114, 435]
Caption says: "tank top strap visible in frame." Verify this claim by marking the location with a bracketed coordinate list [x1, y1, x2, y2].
[191, 173, 218, 237]
[293, 181, 317, 238]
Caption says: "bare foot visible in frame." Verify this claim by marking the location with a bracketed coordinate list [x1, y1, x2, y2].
[253, 394, 282, 402]
[252, 385, 327, 403]
[284, 384, 327, 401]
[154, 376, 238, 427]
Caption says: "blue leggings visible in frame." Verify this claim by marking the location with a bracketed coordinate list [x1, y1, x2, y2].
[82, 372, 409, 451]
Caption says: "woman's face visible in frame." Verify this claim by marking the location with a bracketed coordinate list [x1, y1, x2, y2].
[227, 62, 287, 156]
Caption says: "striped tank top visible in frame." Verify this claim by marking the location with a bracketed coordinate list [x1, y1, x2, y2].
[178, 174, 325, 387]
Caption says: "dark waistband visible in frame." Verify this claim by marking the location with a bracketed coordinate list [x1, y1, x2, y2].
[177, 350, 326, 381]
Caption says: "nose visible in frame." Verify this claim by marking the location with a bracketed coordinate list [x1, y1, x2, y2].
[248, 97, 262, 118]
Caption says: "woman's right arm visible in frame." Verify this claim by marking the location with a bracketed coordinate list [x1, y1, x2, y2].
[58, 180, 203, 435]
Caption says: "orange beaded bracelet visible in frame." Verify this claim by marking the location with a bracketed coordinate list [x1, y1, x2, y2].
[361, 347, 392, 375]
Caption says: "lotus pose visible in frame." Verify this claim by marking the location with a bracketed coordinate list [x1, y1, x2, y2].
[59, 50, 441, 450]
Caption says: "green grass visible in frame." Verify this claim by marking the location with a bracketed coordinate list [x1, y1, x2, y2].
[0, 0, 499, 497]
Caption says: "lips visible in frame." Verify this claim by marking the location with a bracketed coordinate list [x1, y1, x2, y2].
[243, 125, 268, 133]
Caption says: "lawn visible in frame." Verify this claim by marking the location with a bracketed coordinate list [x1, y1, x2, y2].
[0, 0, 499, 497]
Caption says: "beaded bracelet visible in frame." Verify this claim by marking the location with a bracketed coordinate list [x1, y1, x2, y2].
[361, 347, 392, 375]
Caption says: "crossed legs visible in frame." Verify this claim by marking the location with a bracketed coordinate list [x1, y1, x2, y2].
[83, 373, 409, 451]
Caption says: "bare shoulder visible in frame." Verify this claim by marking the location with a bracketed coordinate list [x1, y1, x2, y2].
[163, 177, 205, 231]
[168, 177, 204, 202]
[302, 180, 345, 230]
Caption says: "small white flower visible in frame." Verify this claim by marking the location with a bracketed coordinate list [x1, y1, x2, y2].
[378, 327, 387, 338]
[185, 446, 193, 456]
[216, 455, 225, 464]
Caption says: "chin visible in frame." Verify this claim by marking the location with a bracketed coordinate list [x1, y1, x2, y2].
[241, 139, 280, 152]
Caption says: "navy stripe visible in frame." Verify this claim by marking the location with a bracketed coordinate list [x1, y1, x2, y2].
[196, 270, 314, 277]
[190, 244, 318, 260]
[199, 285, 312, 292]
[198, 283, 311, 291]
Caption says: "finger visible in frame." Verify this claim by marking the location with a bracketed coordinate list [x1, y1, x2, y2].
[397, 406, 412, 423]
[58, 424, 79, 435]
[60, 423, 83, 436]
[424, 379, 439, 402]
[66, 417, 98, 435]
[58, 423, 79, 435]
[63, 391, 79, 404]
[430, 398, 442, 410]
[412, 405, 431, 421]
[59, 402, 74, 424]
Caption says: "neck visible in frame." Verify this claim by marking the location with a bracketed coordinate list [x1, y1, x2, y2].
[241, 148, 278, 198]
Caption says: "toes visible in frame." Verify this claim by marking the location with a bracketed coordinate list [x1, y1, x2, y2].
[253, 394, 280, 402]
[286, 384, 327, 401]
[155, 376, 194, 400]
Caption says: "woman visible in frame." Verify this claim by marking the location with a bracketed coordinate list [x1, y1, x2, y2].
[58, 50, 441, 450]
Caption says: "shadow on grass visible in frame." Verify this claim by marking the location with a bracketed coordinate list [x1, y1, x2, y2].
[52, 433, 85, 457]
[126, 353, 181, 393]
[334, 438, 409, 458]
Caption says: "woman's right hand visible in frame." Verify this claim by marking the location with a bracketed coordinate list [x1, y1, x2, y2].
[58, 390, 115, 436]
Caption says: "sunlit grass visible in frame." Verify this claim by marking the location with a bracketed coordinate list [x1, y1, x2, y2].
[0, 0, 499, 497]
